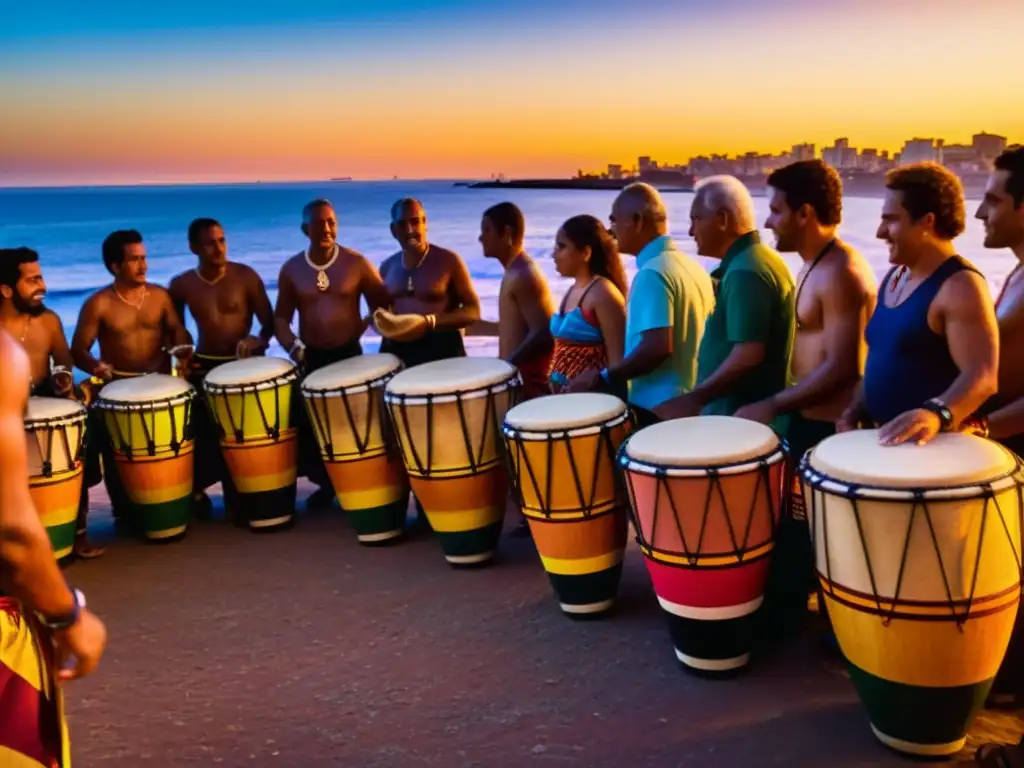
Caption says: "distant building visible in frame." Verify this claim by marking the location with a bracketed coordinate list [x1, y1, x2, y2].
[942, 143, 981, 172]
[973, 132, 1008, 161]
[899, 138, 943, 165]
[607, 164, 623, 180]
[791, 143, 816, 162]
[638, 156, 653, 173]
[822, 138, 860, 170]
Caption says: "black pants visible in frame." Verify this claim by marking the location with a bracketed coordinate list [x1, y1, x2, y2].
[297, 340, 364, 490]
[379, 329, 465, 369]
[992, 432, 1024, 697]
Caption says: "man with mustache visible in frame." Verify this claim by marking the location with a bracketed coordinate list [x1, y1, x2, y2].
[0, 247, 105, 559]
[377, 198, 482, 367]
[837, 162, 999, 445]
[169, 218, 275, 521]
[72, 229, 194, 534]
[275, 199, 392, 510]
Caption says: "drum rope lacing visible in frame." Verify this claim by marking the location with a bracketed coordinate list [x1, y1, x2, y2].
[209, 373, 294, 444]
[103, 393, 193, 460]
[802, 455, 1024, 630]
[504, 414, 629, 519]
[305, 371, 399, 462]
[389, 382, 521, 478]
[618, 447, 780, 565]
[27, 414, 84, 479]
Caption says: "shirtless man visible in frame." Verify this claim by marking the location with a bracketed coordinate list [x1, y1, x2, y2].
[72, 229, 193, 528]
[274, 198, 391, 508]
[378, 198, 482, 367]
[0, 247, 104, 558]
[733, 160, 877, 646]
[0, 328, 107, 767]
[466, 201, 555, 398]
[169, 218, 275, 519]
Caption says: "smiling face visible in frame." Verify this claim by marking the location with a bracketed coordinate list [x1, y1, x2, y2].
[876, 189, 931, 266]
[0, 260, 47, 316]
[391, 201, 427, 251]
[303, 204, 338, 250]
[976, 170, 1024, 250]
[688, 195, 731, 259]
[192, 224, 228, 269]
[765, 187, 801, 253]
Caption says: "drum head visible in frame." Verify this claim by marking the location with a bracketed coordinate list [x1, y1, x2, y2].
[807, 429, 1017, 489]
[98, 373, 193, 404]
[204, 356, 296, 390]
[624, 415, 780, 468]
[504, 393, 626, 433]
[386, 357, 517, 398]
[302, 353, 402, 393]
[25, 396, 86, 423]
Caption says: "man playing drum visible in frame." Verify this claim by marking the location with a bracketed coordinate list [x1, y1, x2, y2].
[655, 175, 796, 426]
[169, 218, 275, 521]
[72, 230, 194, 532]
[274, 199, 392, 509]
[0, 326, 108, 766]
[837, 163, 999, 446]
[467, 202, 555, 400]
[0, 247, 105, 559]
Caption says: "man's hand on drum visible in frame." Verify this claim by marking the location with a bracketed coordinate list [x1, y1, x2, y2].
[734, 398, 778, 425]
[235, 335, 267, 359]
[91, 361, 114, 382]
[878, 408, 942, 447]
[653, 392, 703, 421]
[564, 368, 602, 394]
[51, 369, 74, 398]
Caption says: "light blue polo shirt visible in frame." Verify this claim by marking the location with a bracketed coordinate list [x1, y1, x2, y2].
[625, 235, 716, 411]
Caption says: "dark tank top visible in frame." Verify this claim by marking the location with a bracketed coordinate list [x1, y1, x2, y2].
[863, 256, 977, 426]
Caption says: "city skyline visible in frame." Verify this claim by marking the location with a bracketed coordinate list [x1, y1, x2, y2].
[3, 1, 1024, 187]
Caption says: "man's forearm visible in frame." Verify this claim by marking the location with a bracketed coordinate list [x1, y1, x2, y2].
[988, 398, 1024, 440]
[0, 520, 77, 617]
[689, 347, 762, 406]
[72, 347, 103, 377]
[507, 328, 553, 367]
[434, 305, 480, 331]
[607, 342, 668, 385]
[465, 320, 500, 337]
[936, 368, 998, 427]
[274, 318, 297, 350]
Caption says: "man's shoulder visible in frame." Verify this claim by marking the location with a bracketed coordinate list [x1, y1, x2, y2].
[431, 244, 464, 264]
[734, 241, 794, 288]
[40, 307, 65, 330]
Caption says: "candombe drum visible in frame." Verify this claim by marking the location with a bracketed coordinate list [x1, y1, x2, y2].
[301, 353, 410, 544]
[503, 393, 631, 617]
[385, 357, 521, 566]
[93, 374, 196, 541]
[203, 356, 300, 531]
[619, 415, 786, 674]
[24, 397, 88, 560]
[801, 429, 1024, 757]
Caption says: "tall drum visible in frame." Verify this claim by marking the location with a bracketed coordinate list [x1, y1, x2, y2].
[619, 416, 786, 674]
[25, 397, 88, 561]
[94, 374, 196, 541]
[503, 393, 632, 617]
[385, 357, 521, 566]
[203, 356, 300, 531]
[301, 353, 410, 545]
[801, 430, 1024, 757]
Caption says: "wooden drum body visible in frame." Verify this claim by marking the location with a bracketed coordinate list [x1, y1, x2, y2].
[25, 397, 88, 560]
[503, 393, 631, 617]
[385, 358, 521, 566]
[619, 416, 785, 674]
[302, 353, 410, 545]
[203, 357, 299, 531]
[94, 374, 195, 541]
[802, 430, 1024, 757]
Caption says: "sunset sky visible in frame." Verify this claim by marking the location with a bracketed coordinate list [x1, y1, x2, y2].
[2, 0, 1022, 187]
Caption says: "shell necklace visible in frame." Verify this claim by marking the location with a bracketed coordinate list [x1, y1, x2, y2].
[404, 245, 429, 294]
[195, 267, 226, 286]
[114, 284, 148, 309]
[306, 244, 340, 292]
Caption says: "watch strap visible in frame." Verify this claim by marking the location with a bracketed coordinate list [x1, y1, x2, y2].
[923, 399, 953, 431]
[37, 588, 84, 632]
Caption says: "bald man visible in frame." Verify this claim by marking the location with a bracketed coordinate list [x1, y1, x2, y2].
[568, 183, 715, 427]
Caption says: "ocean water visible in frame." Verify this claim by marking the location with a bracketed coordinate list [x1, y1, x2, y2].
[0, 180, 1012, 361]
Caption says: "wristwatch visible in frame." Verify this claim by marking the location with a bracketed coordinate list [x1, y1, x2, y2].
[36, 588, 86, 632]
[923, 399, 954, 432]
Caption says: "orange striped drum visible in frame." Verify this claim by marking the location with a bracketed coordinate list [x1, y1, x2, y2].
[385, 357, 521, 566]
[802, 430, 1024, 757]
[503, 393, 632, 617]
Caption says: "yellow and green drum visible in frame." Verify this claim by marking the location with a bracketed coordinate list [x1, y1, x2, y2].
[801, 429, 1024, 757]
[94, 374, 196, 541]
[301, 353, 410, 544]
[24, 396, 88, 561]
[203, 357, 299, 531]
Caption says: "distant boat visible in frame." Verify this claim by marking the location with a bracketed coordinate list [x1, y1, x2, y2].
[329, 176, 353, 182]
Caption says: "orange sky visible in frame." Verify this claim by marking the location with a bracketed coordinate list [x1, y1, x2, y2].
[2, 0, 1022, 186]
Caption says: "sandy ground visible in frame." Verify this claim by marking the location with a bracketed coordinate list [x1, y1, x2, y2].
[60, 481, 1023, 767]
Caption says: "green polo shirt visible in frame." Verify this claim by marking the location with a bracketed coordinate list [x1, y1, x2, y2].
[696, 231, 796, 418]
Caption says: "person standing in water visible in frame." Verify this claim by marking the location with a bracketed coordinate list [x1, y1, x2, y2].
[274, 199, 391, 509]
[547, 215, 627, 394]
[169, 218, 275, 521]
[467, 201, 555, 399]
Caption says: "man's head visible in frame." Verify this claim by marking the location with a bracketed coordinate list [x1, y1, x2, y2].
[479, 202, 525, 261]
[390, 198, 427, 252]
[102, 229, 147, 285]
[301, 199, 337, 250]
[0, 247, 47, 316]
[765, 160, 843, 253]
[188, 217, 227, 268]
[609, 182, 668, 256]
[877, 162, 965, 266]
[689, 175, 757, 259]
[976, 145, 1024, 251]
